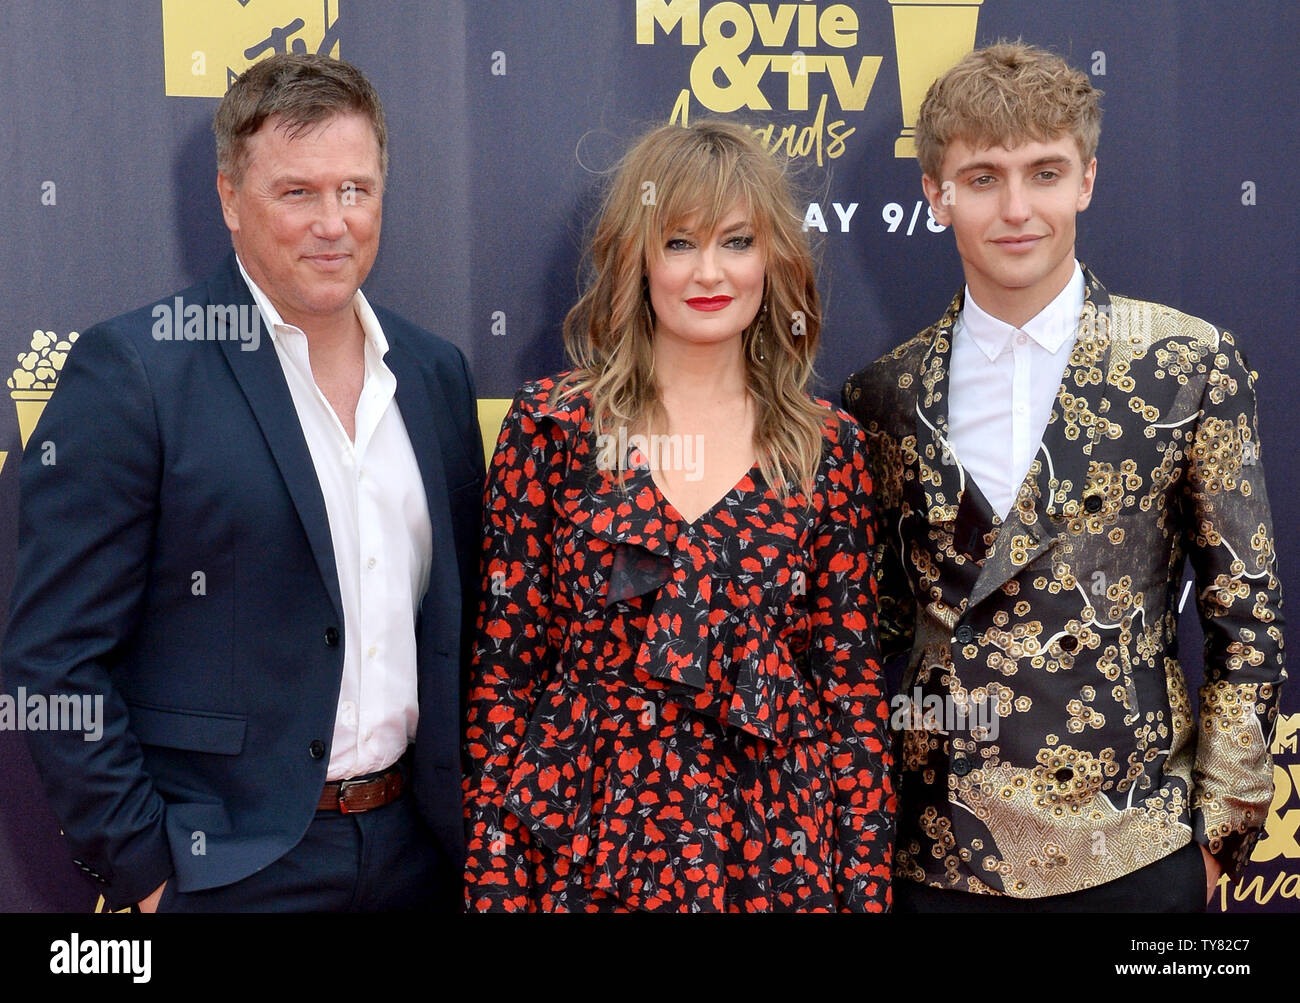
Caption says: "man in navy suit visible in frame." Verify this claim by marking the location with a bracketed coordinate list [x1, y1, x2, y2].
[2, 53, 483, 911]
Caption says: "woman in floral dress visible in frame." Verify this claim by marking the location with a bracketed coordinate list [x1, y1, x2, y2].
[463, 121, 895, 911]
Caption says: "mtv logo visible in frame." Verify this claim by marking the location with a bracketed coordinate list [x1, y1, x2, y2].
[1274, 713, 1299, 757]
[162, 0, 341, 98]
[1251, 713, 1300, 863]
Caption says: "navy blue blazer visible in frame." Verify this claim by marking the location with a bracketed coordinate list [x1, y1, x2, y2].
[2, 252, 484, 909]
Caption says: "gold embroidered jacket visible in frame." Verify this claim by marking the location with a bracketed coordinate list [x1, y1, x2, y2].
[842, 268, 1285, 897]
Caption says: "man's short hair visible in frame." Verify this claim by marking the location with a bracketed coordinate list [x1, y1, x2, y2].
[915, 41, 1102, 179]
[213, 52, 388, 185]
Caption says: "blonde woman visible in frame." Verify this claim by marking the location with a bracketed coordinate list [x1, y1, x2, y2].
[463, 122, 894, 911]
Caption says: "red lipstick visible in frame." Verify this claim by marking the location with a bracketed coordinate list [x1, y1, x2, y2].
[686, 296, 733, 311]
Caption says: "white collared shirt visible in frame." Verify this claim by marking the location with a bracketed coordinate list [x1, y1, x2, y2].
[237, 258, 432, 781]
[947, 261, 1085, 520]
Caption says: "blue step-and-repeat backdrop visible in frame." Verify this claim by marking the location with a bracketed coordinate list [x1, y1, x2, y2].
[0, 1, 1296, 913]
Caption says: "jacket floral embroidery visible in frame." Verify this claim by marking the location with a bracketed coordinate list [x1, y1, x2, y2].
[843, 268, 1285, 897]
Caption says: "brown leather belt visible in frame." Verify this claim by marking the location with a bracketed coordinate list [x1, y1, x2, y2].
[317, 763, 404, 814]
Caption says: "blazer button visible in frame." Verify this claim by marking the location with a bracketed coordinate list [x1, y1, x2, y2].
[324, 627, 340, 647]
[1083, 495, 1103, 513]
[309, 739, 326, 759]
[1059, 635, 1079, 652]
[954, 624, 975, 645]
[951, 755, 972, 777]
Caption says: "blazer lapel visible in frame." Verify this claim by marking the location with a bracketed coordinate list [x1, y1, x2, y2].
[913, 290, 969, 526]
[965, 266, 1118, 611]
[1033, 267, 1119, 518]
[210, 254, 343, 621]
[385, 337, 458, 615]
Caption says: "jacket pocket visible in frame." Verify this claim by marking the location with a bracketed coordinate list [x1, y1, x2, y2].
[126, 701, 247, 755]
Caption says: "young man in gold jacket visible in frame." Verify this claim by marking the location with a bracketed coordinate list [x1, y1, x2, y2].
[843, 42, 1284, 912]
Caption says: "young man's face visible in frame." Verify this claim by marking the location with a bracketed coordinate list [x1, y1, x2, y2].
[922, 133, 1096, 326]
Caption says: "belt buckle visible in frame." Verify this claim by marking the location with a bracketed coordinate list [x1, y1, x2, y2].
[336, 777, 364, 814]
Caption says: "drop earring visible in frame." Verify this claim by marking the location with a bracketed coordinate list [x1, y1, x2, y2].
[754, 300, 768, 362]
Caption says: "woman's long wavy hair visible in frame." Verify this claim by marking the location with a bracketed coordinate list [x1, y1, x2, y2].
[554, 121, 825, 496]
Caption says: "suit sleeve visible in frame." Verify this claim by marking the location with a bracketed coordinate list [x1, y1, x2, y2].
[1181, 334, 1286, 878]
[1, 324, 174, 908]
[462, 391, 563, 911]
[808, 421, 897, 911]
[842, 374, 916, 664]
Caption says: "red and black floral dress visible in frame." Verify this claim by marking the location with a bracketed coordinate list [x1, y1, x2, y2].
[462, 376, 895, 911]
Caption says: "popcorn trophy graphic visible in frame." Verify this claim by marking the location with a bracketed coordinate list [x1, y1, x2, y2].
[890, 0, 983, 158]
[9, 330, 78, 448]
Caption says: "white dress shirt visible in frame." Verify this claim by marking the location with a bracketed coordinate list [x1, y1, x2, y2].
[947, 261, 1085, 520]
[238, 259, 433, 780]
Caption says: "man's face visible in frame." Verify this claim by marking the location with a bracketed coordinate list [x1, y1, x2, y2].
[217, 112, 382, 331]
[922, 133, 1096, 325]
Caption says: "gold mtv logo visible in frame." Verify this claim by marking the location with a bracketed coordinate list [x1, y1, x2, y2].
[162, 0, 341, 98]
[1277, 712, 1300, 757]
[1252, 713, 1300, 862]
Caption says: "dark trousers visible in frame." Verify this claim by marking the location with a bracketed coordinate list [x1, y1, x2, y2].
[893, 840, 1208, 913]
[156, 785, 453, 913]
